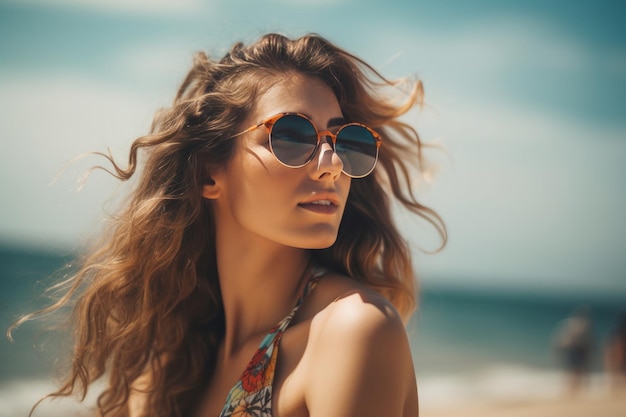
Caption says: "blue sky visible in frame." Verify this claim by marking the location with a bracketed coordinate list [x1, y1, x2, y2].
[1, 0, 625, 297]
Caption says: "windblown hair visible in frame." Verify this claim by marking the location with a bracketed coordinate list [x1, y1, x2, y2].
[11, 33, 446, 417]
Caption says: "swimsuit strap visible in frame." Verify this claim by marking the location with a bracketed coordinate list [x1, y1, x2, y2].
[218, 267, 324, 416]
[272, 268, 322, 337]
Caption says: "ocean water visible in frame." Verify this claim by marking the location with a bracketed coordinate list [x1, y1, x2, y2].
[1, 245, 623, 416]
[409, 286, 624, 409]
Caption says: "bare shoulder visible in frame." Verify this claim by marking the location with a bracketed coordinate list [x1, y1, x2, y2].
[311, 275, 406, 342]
[302, 273, 418, 417]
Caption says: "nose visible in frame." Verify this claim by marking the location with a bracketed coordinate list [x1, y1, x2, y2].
[311, 135, 343, 180]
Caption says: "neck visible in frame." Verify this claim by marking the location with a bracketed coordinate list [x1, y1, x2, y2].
[216, 237, 311, 357]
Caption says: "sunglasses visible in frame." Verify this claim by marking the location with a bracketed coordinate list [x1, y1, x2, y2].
[236, 112, 382, 178]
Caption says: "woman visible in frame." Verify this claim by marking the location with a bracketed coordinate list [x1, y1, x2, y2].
[14, 33, 445, 417]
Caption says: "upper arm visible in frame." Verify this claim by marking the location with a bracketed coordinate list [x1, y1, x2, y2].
[304, 293, 418, 417]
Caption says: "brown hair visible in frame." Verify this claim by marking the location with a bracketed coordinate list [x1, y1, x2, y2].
[10, 33, 446, 417]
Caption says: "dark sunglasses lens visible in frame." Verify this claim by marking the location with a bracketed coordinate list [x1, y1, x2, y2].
[336, 125, 378, 177]
[270, 115, 318, 167]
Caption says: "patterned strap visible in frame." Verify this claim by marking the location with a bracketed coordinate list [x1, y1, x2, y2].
[218, 268, 323, 416]
[273, 271, 321, 336]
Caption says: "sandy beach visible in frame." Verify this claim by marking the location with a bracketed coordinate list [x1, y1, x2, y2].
[422, 394, 626, 417]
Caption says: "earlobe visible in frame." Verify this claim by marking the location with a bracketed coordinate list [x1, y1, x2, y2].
[202, 178, 221, 199]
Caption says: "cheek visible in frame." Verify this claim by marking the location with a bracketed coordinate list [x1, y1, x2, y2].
[338, 175, 352, 204]
[227, 156, 295, 213]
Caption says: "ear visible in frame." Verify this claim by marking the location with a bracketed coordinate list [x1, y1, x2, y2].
[201, 176, 222, 199]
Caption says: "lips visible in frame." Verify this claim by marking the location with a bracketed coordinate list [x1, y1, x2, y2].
[298, 193, 340, 206]
[308, 200, 335, 206]
[298, 194, 340, 214]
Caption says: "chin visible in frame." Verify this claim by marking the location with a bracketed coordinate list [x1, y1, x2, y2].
[282, 223, 341, 249]
[306, 232, 339, 249]
[290, 231, 339, 250]
[307, 240, 336, 250]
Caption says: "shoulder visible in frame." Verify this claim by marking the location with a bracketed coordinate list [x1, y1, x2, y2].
[308, 273, 411, 371]
[301, 273, 418, 417]
[312, 279, 407, 345]
[306, 271, 405, 327]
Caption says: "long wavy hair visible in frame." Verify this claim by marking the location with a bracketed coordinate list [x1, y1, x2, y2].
[10, 33, 446, 417]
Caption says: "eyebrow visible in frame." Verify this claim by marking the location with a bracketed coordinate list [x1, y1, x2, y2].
[327, 117, 347, 128]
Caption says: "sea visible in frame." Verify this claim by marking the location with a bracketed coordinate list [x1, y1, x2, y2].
[1, 244, 624, 416]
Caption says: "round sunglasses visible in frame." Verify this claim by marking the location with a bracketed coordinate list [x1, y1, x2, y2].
[235, 112, 382, 178]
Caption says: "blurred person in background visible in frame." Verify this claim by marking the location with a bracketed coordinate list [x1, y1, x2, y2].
[552, 305, 594, 395]
[9, 33, 445, 417]
[604, 311, 626, 395]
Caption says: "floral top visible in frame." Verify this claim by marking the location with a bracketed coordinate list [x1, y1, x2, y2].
[218, 270, 322, 417]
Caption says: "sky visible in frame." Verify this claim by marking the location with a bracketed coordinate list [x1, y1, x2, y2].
[1, 0, 625, 297]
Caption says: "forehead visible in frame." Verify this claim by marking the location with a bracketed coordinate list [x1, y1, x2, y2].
[248, 73, 342, 124]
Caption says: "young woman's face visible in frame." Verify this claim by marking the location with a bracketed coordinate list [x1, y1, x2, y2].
[207, 74, 351, 249]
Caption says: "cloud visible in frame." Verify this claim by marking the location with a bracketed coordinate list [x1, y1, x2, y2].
[366, 15, 605, 92]
[370, 15, 626, 289]
[444, 18, 589, 72]
[5, 0, 207, 16]
[0, 74, 158, 248]
[266, 0, 344, 4]
[408, 84, 626, 289]
[112, 41, 199, 88]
